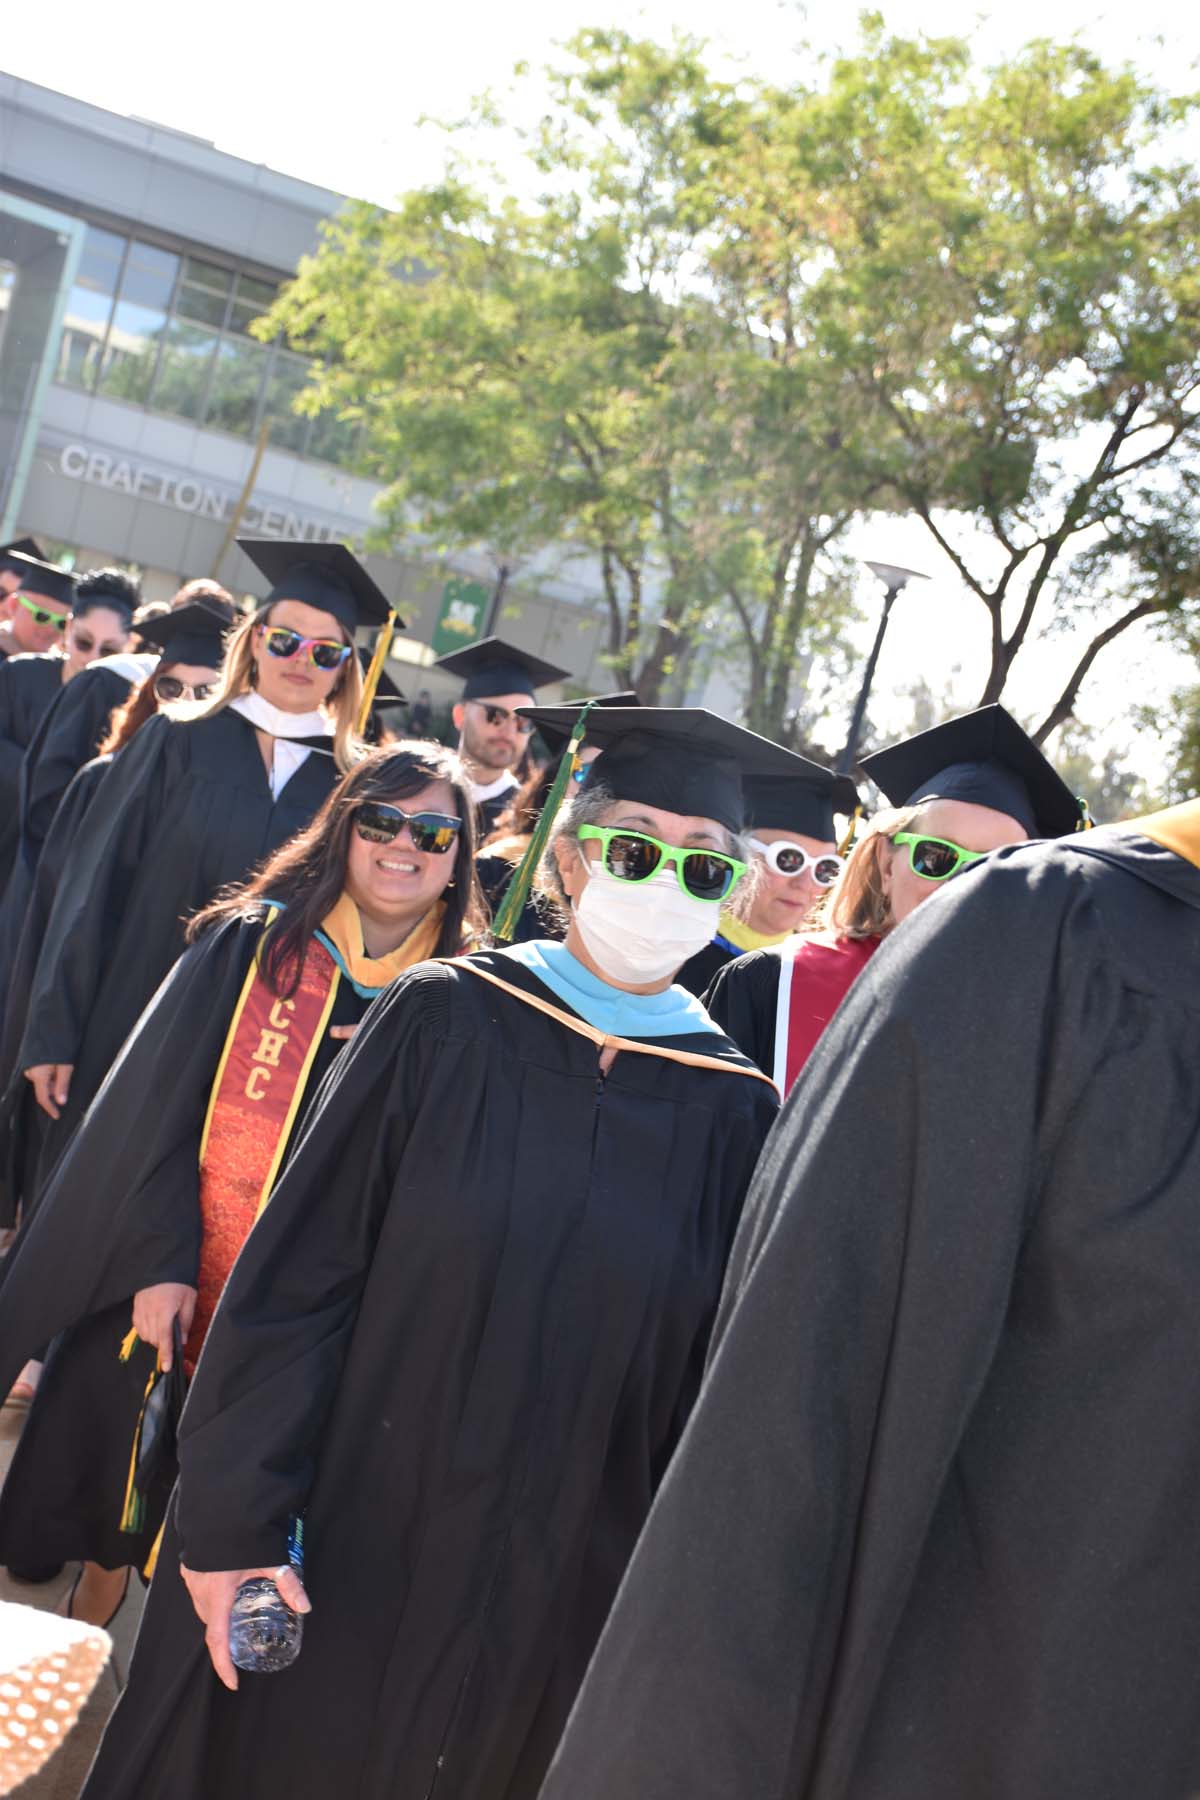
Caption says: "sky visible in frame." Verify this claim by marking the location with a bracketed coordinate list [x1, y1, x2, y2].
[4, 0, 1199, 779]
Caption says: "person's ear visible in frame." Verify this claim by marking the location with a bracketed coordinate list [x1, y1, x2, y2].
[452, 701, 466, 734]
[876, 838, 895, 899]
[554, 834, 584, 904]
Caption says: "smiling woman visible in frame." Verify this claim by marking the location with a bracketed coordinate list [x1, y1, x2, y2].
[0, 740, 484, 1630]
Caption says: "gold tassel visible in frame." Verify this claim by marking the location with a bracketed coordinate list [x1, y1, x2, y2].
[838, 805, 863, 857]
[355, 610, 400, 735]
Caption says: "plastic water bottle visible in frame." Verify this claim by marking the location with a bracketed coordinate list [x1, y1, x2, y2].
[228, 1516, 305, 1674]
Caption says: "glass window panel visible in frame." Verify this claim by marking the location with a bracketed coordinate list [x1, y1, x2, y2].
[177, 281, 228, 327]
[235, 273, 276, 309]
[151, 318, 220, 421]
[95, 240, 178, 404]
[307, 409, 360, 468]
[204, 334, 269, 436]
[260, 350, 310, 451]
[184, 255, 231, 295]
[56, 224, 125, 390]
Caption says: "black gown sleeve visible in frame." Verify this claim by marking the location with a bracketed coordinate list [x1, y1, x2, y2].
[0, 658, 28, 805]
[19, 714, 175, 1070]
[175, 963, 451, 1573]
[0, 919, 262, 1393]
[539, 855, 1117, 1800]
[702, 949, 781, 1077]
[17, 667, 128, 864]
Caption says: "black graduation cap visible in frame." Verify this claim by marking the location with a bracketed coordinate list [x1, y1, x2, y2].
[237, 539, 400, 635]
[135, 597, 237, 670]
[743, 764, 861, 842]
[434, 635, 571, 702]
[5, 552, 76, 610]
[534, 691, 640, 754]
[1, 537, 46, 574]
[860, 703, 1082, 838]
[356, 647, 405, 707]
[518, 705, 810, 836]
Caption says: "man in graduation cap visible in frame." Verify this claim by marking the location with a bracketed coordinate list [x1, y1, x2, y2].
[434, 635, 571, 835]
[538, 788, 1200, 1800]
[707, 704, 1083, 1088]
[676, 758, 859, 996]
[0, 539, 55, 660]
[79, 703, 785, 1800]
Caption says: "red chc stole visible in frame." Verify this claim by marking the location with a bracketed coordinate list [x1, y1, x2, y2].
[772, 934, 880, 1096]
[188, 939, 340, 1370]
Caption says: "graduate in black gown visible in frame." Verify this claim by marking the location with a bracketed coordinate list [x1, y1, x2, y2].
[435, 635, 572, 836]
[677, 759, 858, 996]
[81, 706, 783, 1800]
[7, 540, 394, 1206]
[0, 538, 51, 662]
[0, 741, 483, 1628]
[538, 798, 1200, 1800]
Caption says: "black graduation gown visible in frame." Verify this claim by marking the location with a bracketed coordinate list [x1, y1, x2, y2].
[8, 709, 339, 1200]
[475, 852, 564, 945]
[537, 824, 1200, 1800]
[0, 652, 63, 880]
[476, 782, 518, 839]
[700, 944, 781, 1072]
[0, 757, 113, 1225]
[676, 935, 737, 998]
[83, 949, 778, 1800]
[0, 914, 368, 1573]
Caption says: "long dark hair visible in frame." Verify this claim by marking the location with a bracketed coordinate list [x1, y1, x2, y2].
[190, 740, 485, 995]
[99, 663, 176, 755]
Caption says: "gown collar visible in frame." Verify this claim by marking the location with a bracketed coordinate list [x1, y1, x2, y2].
[230, 691, 334, 741]
[500, 940, 721, 1038]
[313, 892, 446, 998]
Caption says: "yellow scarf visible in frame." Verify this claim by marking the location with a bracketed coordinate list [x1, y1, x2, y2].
[1132, 799, 1200, 869]
[317, 891, 446, 989]
[717, 910, 793, 955]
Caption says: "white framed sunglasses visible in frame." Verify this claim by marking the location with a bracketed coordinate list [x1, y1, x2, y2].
[749, 837, 844, 887]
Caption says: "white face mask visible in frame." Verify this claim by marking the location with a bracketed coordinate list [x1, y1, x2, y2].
[573, 854, 720, 986]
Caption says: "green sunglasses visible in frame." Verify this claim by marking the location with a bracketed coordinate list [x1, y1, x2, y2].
[578, 825, 747, 902]
[16, 593, 68, 630]
[892, 831, 988, 882]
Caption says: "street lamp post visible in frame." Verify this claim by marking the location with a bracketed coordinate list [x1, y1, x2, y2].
[837, 560, 929, 774]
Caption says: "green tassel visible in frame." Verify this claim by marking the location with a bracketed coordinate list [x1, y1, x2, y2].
[491, 702, 597, 943]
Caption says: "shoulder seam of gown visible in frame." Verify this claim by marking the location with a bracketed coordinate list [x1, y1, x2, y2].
[446, 960, 779, 1091]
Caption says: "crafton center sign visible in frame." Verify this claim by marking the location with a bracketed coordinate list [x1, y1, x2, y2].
[54, 441, 346, 542]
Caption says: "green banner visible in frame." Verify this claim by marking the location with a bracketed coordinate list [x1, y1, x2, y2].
[431, 577, 489, 655]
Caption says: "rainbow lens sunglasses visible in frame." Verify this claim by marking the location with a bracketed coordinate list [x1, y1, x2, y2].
[891, 831, 988, 882]
[257, 624, 352, 671]
[577, 825, 747, 902]
[16, 594, 68, 630]
[355, 801, 462, 854]
[749, 837, 843, 887]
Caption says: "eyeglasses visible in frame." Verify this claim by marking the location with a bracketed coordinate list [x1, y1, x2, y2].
[749, 837, 843, 887]
[891, 832, 989, 882]
[70, 629, 126, 656]
[355, 800, 462, 854]
[16, 594, 68, 630]
[257, 624, 352, 672]
[473, 701, 533, 735]
[154, 674, 214, 703]
[577, 825, 747, 902]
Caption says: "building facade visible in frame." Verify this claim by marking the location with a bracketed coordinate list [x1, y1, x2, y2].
[0, 75, 624, 702]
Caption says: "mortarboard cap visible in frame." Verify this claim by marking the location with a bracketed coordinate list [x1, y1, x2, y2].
[518, 705, 809, 836]
[860, 703, 1082, 838]
[534, 691, 640, 754]
[6, 553, 76, 610]
[743, 763, 861, 842]
[435, 635, 571, 701]
[1, 538, 47, 575]
[135, 597, 236, 670]
[237, 539, 400, 635]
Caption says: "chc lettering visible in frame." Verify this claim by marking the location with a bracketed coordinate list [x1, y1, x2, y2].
[244, 998, 296, 1101]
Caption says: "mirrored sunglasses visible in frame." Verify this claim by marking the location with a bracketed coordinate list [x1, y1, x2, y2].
[355, 801, 462, 854]
[258, 624, 352, 671]
[749, 837, 843, 887]
[16, 594, 68, 630]
[477, 701, 534, 734]
[891, 831, 988, 882]
[577, 825, 747, 902]
[154, 674, 214, 703]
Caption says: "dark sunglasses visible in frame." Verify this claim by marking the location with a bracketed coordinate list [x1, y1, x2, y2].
[258, 624, 352, 672]
[475, 701, 533, 735]
[355, 800, 462, 854]
[16, 594, 68, 630]
[154, 673, 214, 703]
[577, 825, 747, 902]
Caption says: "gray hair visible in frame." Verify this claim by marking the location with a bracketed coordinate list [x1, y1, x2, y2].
[541, 781, 758, 921]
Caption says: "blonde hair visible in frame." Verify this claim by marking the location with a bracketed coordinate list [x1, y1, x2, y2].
[168, 606, 365, 773]
[815, 804, 920, 941]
